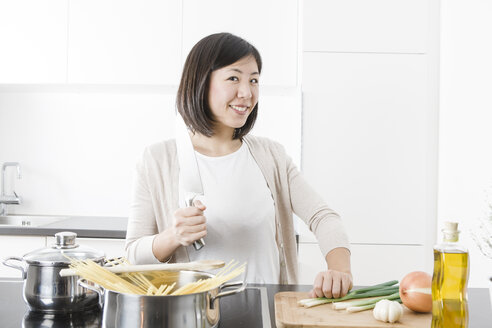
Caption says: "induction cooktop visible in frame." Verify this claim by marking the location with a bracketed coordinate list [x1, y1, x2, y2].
[0, 279, 271, 328]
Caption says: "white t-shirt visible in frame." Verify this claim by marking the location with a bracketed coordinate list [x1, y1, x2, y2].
[187, 142, 280, 284]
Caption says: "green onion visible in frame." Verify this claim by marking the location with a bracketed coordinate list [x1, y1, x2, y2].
[297, 297, 332, 308]
[298, 280, 399, 308]
[347, 297, 402, 313]
[333, 292, 400, 310]
[334, 292, 401, 312]
[351, 280, 398, 294]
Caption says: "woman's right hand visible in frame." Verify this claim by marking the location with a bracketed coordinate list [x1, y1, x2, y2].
[171, 199, 207, 246]
[152, 200, 207, 262]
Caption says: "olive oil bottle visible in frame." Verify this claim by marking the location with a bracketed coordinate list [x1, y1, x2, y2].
[431, 221, 469, 328]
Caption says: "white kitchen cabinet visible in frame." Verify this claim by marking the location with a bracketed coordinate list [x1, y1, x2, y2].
[302, 52, 432, 246]
[0, 236, 46, 278]
[298, 242, 427, 286]
[299, 50, 437, 282]
[182, 0, 298, 87]
[303, 0, 428, 53]
[0, 0, 67, 84]
[68, 0, 182, 85]
[47, 237, 126, 260]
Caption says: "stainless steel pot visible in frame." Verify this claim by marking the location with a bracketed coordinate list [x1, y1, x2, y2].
[80, 270, 246, 328]
[2, 231, 105, 313]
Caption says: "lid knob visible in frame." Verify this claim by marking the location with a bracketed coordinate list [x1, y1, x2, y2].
[55, 231, 78, 248]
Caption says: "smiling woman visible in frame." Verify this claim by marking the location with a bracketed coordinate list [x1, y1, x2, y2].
[176, 32, 262, 142]
[125, 32, 352, 297]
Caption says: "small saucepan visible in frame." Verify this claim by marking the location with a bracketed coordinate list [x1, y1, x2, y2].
[2, 231, 105, 313]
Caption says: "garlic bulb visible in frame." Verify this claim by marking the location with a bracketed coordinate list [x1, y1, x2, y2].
[373, 299, 403, 323]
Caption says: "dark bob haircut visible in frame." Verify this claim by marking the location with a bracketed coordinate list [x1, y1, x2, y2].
[176, 32, 262, 140]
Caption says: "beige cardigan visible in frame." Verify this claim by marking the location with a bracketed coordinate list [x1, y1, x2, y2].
[125, 135, 350, 284]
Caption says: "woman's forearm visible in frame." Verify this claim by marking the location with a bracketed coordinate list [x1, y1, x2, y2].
[152, 228, 181, 262]
[325, 247, 352, 274]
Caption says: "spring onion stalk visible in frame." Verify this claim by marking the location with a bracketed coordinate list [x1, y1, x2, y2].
[332, 292, 400, 310]
[298, 280, 399, 308]
[341, 292, 401, 312]
[347, 297, 402, 313]
[297, 297, 332, 308]
[350, 280, 398, 294]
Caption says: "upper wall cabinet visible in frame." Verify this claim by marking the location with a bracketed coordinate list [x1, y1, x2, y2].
[304, 0, 428, 53]
[0, 0, 67, 84]
[68, 0, 181, 85]
[182, 0, 298, 87]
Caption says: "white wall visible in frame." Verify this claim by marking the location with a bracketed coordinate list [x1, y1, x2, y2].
[0, 87, 301, 216]
[0, 87, 175, 216]
[439, 0, 492, 287]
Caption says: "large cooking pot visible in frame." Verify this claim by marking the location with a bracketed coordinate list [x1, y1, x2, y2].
[80, 270, 246, 328]
[2, 231, 105, 313]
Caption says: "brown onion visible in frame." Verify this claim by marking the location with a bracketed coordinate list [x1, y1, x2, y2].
[399, 271, 432, 313]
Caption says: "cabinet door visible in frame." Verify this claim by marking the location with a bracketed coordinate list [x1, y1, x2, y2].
[0, 0, 67, 83]
[68, 0, 181, 85]
[298, 243, 426, 286]
[303, 0, 428, 53]
[0, 236, 46, 278]
[182, 0, 298, 87]
[302, 52, 430, 245]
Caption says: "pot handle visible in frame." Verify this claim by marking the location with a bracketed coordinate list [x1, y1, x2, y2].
[210, 280, 247, 307]
[2, 256, 26, 279]
[78, 278, 105, 307]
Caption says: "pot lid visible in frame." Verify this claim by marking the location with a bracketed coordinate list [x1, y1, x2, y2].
[23, 231, 105, 266]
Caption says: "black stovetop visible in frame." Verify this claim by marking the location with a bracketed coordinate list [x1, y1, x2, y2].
[0, 279, 270, 328]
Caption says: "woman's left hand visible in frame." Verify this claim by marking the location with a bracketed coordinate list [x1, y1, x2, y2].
[308, 270, 353, 299]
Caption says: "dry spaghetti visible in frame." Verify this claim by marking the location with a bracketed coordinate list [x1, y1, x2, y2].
[68, 257, 245, 296]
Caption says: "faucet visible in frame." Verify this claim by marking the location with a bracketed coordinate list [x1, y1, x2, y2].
[0, 162, 22, 216]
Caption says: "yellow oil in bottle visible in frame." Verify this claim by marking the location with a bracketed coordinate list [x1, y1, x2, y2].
[431, 222, 469, 328]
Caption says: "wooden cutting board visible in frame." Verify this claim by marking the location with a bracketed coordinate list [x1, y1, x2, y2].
[275, 292, 431, 328]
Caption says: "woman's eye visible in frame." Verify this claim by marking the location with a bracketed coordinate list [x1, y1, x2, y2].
[228, 76, 239, 82]
[250, 78, 259, 84]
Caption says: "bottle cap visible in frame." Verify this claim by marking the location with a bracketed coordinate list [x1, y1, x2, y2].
[442, 221, 459, 242]
[443, 221, 458, 232]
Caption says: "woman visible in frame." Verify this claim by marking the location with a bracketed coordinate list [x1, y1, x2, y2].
[125, 32, 352, 298]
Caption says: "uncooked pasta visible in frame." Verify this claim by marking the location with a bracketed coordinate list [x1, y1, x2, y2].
[68, 257, 245, 296]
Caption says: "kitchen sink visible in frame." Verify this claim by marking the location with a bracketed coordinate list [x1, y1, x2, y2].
[0, 215, 69, 227]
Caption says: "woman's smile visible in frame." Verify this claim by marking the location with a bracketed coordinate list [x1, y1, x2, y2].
[229, 104, 250, 114]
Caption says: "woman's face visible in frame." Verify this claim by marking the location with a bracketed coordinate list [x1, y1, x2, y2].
[207, 56, 259, 135]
